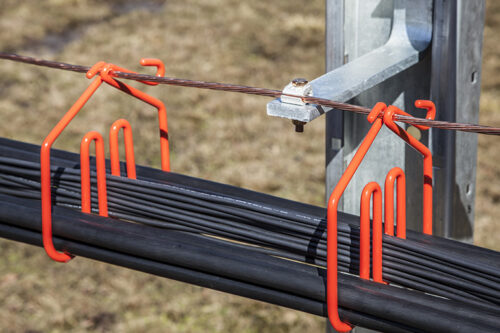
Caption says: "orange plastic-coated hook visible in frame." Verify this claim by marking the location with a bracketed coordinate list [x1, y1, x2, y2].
[383, 102, 434, 235]
[140, 58, 165, 86]
[98, 64, 170, 172]
[413, 99, 436, 131]
[110, 119, 137, 179]
[80, 131, 108, 217]
[41, 60, 169, 262]
[384, 167, 406, 238]
[359, 182, 384, 283]
[40, 66, 107, 262]
[327, 102, 386, 332]
[41, 59, 168, 262]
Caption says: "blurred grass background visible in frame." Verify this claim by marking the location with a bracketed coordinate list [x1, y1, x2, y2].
[0, 0, 498, 331]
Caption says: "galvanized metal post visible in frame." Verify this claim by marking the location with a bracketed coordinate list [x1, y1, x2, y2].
[325, 0, 484, 332]
[430, 0, 485, 240]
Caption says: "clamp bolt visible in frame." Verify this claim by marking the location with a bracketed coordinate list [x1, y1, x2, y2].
[281, 78, 313, 106]
[291, 78, 308, 87]
[292, 120, 306, 133]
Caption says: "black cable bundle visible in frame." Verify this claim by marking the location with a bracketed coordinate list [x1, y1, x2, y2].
[0, 137, 499, 332]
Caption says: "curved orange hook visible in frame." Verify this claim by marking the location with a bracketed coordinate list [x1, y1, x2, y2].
[110, 119, 137, 179]
[80, 131, 108, 217]
[140, 58, 165, 86]
[359, 182, 384, 283]
[384, 167, 406, 238]
[383, 101, 435, 235]
[327, 102, 387, 332]
[413, 99, 436, 131]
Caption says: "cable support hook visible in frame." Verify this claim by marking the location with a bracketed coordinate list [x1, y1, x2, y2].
[40, 58, 169, 262]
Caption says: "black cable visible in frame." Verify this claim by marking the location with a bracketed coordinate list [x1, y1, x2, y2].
[1, 138, 500, 328]
[0, 193, 499, 332]
[1, 159, 500, 306]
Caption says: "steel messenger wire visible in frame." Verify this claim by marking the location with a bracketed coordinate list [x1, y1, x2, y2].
[0, 192, 499, 333]
[1, 52, 500, 135]
[0, 140, 499, 318]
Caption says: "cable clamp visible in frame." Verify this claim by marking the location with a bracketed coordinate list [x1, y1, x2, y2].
[281, 78, 313, 106]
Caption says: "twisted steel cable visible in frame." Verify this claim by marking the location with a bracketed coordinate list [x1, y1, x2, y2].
[1, 52, 499, 135]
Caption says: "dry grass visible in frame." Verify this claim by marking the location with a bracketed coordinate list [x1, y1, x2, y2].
[474, 0, 500, 251]
[0, 1, 326, 331]
[0, 0, 498, 331]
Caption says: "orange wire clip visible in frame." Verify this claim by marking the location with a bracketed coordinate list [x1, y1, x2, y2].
[40, 59, 168, 262]
[327, 100, 435, 331]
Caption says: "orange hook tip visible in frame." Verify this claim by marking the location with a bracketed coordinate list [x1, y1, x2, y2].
[140, 58, 165, 74]
[139, 58, 165, 86]
[414, 100, 436, 130]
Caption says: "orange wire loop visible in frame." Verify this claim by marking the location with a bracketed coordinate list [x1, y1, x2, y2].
[383, 101, 434, 235]
[413, 99, 436, 131]
[110, 119, 137, 179]
[80, 131, 108, 217]
[327, 102, 387, 332]
[359, 182, 384, 283]
[384, 167, 406, 238]
[140, 58, 166, 86]
[41, 59, 168, 262]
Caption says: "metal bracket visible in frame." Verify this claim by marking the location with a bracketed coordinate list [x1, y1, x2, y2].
[267, 0, 433, 123]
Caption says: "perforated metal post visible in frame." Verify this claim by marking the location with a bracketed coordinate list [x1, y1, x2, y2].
[325, 0, 485, 332]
